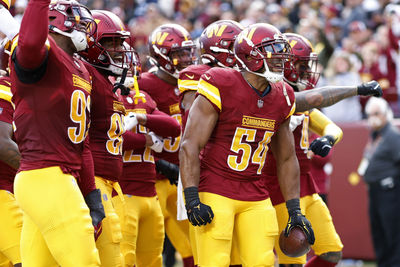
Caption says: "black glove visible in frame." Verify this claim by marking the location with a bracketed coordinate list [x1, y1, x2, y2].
[84, 189, 106, 227]
[309, 135, 335, 157]
[284, 198, 315, 245]
[357, 80, 382, 97]
[184, 187, 214, 226]
[155, 159, 179, 185]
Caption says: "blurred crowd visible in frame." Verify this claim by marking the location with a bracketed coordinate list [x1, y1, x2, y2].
[4, 0, 400, 119]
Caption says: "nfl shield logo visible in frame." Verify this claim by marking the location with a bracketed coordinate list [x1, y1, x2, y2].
[257, 99, 264, 108]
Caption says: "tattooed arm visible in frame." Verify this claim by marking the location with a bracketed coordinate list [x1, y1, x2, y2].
[295, 81, 382, 112]
[0, 121, 20, 170]
[295, 85, 357, 112]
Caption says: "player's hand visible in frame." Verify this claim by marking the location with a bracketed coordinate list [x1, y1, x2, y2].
[124, 112, 138, 131]
[309, 135, 335, 157]
[357, 80, 382, 97]
[155, 159, 179, 185]
[184, 187, 214, 226]
[284, 199, 315, 244]
[84, 189, 106, 234]
[149, 132, 164, 153]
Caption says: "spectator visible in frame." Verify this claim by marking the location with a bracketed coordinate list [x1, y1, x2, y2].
[321, 51, 363, 122]
[358, 97, 400, 267]
[341, 0, 367, 38]
[359, 41, 391, 110]
[342, 21, 371, 55]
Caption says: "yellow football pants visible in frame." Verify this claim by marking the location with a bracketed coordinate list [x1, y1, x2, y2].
[113, 194, 164, 267]
[0, 252, 12, 267]
[196, 192, 278, 267]
[274, 194, 343, 264]
[155, 179, 193, 258]
[14, 166, 100, 267]
[95, 176, 124, 267]
[0, 190, 22, 264]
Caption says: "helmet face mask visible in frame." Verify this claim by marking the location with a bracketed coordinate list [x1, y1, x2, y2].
[255, 40, 291, 73]
[234, 23, 292, 83]
[283, 33, 320, 90]
[199, 20, 244, 68]
[49, 0, 96, 51]
[80, 10, 135, 76]
[170, 46, 195, 71]
[148, 24, 196, 78]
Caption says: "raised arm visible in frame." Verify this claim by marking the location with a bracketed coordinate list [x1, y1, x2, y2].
[295, 81, 382, 112]
[15, 0, 49, 69]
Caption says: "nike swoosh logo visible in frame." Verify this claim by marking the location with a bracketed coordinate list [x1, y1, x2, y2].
[204, 74, 211, 80]
[185, 74, 194, 79]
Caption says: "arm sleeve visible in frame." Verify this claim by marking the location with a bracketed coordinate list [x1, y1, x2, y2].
[78, 138, 96, 197]
[145, 109, 181, 138]
[122, 131, 147, 151]
[309, 109, 343, 144]
[15, 0, 49, 69]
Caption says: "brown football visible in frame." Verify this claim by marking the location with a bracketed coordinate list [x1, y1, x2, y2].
[279, 226, 311, 257]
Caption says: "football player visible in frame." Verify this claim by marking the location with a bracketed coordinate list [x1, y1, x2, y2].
[113, 87, 181, 266]
[179, 23, 314, 266]
[178, 20, 244, 127]
[138, 23, 196, 266]
[177, 19, 244, 266]
[9, 0, 101, 265]
[78, 10, 135, 267]
[0, 40, 22, 267]
[264, 33, 343, 267]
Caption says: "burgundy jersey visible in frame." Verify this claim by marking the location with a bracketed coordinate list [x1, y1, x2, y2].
[264, 112, 319, 205]
[85, 63, 125, 181]
[197, 67, 296, 201]
[178, 64, 212, 128]
[10, 37, 92, 172]
[138, 72, 181, 178]
[0, 77, 17, 192]
[120, 91, 158, 197]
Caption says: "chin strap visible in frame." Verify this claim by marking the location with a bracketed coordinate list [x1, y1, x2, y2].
[112, 68, 130, 95]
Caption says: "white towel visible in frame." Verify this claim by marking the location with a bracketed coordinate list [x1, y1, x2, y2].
[176, 174, 188, 221]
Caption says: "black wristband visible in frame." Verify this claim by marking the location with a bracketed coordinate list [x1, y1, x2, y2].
[184, 186, 200, 206]
[84, 189, 103, 210]
[286, 198, 301, 215]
